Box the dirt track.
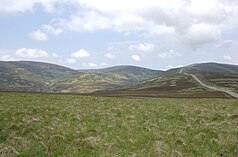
[179,68,238,99]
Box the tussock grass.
[0,93,237,156]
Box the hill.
[94,73,227,98]
[181,63,238,93]
[53,73,139,93]
[182,62,238,74]
[55,66,163,93]
[0,61,79,92]
[78,65,163,80]
[0,62,162,93]
[97,63,238,98]
[0,61,237,97]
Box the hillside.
[182,62,238,74]
[95,73,227,98]
[97,63,238,98]
[0,62,162,93]
[53,73,140,93]
[78,65,163,80]
[181,63,238,93]
[54,66,162,93]
[0,61,237,97]
[0,61,79,92]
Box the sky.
[0,0,238,70]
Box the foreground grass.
[0,93,237,156]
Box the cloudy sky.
[0,0,238,70]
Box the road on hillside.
[179,68,238,99]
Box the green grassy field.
[0,93,237,156]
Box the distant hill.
[182,62,238,74]
[0,61,237,97]
[53,73,139,93]
[0,61,79,92]
[0,61,79,79]
[78,65,163,80]
[94,73,227,98]
[181,63,238,93]
[98,62,238,98]
[0,62,162,93]
[58,65,163,93]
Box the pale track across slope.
[179,68,238,99]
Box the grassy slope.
[0,61,79,92]
[0,93,237,156]
[59,65,163,93]
[0,62,162,93]
[54,73,140,93]
[99,73,228,98]
[183,62,238,74]
[192,72,238,93]
[128,73,204,92]
[182,63,238,92]
[0,61,237,96]
[78,65,163,80]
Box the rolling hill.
[0,61,79,92]
[181,63,238,93]
[0,61,162,93]
[54,65,163,93]
[182,62,238,74]
[78,65,163,79]
[96,63,238,98]
[94,72,227,98]
[0,61,237,97]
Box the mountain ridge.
[0,61,238,97]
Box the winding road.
[179,68,238,99]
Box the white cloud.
[129,43,155,52]
[164,64,183,70]
[64,0,238,48]
[100,62,108,66]
[223,55,238,64]
[2,0,238,59]
[104,53,115,59]
[71,49,90,58]
[82,62,98,68]
[52,53,59,58]
[223,55,232,61]
[76,0,238,35]
[15,48,49,58]
[158,49,181,59]
[131,55,141,61]
[107,46,115,51]
[57,11,111,32]
[0,55,14,61]
[28,30,48,42]
[65,58,76,64]
[0,0,74,14]
[181,23,221,48]
[42,24,63,35]
[0,0,34,14]
[216,40,233,48]
[78,0,184,13]
[3,0,237,49]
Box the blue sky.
[0,0,238,70]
